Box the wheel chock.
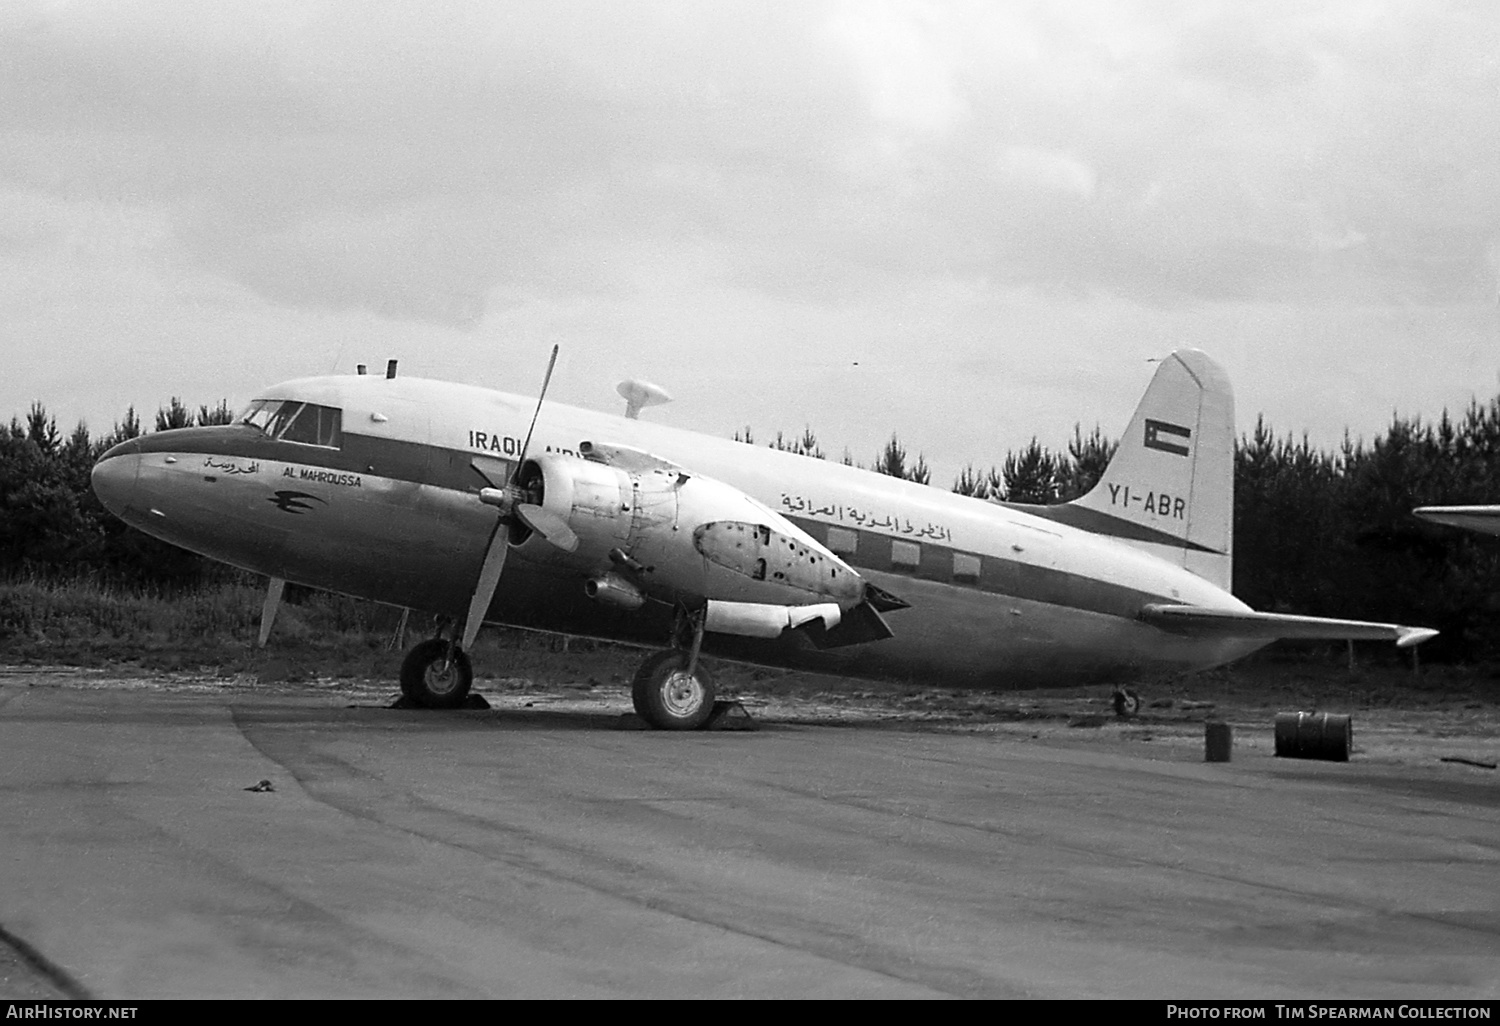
[704,700,758,731]
[386,692,491,710]
[616,702,757,731]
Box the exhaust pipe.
[585,573,645,611]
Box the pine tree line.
[0,398,235,588]
[6,394,1500,658]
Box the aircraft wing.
[1413,505,1500,536]
[1138,604,1438,648]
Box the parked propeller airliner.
[91,349,1437,728]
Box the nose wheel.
[400,638,475,709]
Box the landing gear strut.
[631,607,717,730]
[400,637,474,709]
[1112,687,1141,719]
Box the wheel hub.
[661,670,705,718]
[425,659,460,696]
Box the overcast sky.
[3,0,1497,486]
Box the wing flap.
[801,599,895,649]
[1139,604,1438,648]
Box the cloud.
[995,145,1096,200]
[0,0,1495,328]
[825,0,970,138]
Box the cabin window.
[239,400,343,448]
[891,540,921,569]
[826,527,858,555]
[953,552,982,582]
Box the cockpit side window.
[237,400,276,432]
[265,402,306,441]
[239,400,343,448]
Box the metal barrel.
[1204,720,1232,762]
[1273,712,1352,762]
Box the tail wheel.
[632,650,716,730]
[400,638,474,709]
[1112,687,1141,719]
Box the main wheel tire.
[400,638,474,709]
[631,650,716,730]
[1112,687,1141,719]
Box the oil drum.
[1204,720,1232,762]
[1273,712,1352,762]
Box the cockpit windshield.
[237,400,343,448]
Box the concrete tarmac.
[1,671,1496,999]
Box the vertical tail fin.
[1077,349,1234,588]
[1011,350,1234,589]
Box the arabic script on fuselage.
[203,456,259,475]
[779,493,952,542]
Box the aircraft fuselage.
[91,374,1263,688]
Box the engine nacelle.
[705,600,842,638]
[518,451,864,610]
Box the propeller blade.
[461,522,511,653]
[459,344,562,653]
[259,576,285,648]
[518,343,559,464]
[516,502,580,552]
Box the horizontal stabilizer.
[1139,604,1438,648]
[1414,505,1500,536]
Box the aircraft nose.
[91,438,142,518]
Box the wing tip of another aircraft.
[1413,504,1500,535]
[1395,626,1440,648]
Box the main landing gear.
[395,611,722,729]
[629,606,717,730]
[400,636,474,709]
[631,650,717,730]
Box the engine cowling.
[516,451,865,611]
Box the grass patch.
[0,575,623,680]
